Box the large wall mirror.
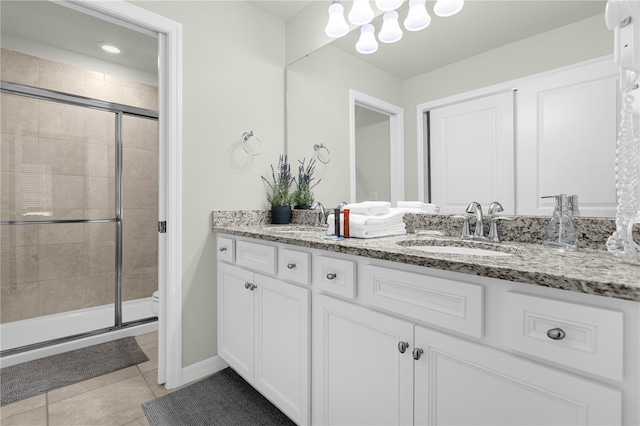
[286,0,613,216]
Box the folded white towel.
[327,209,404,229]
[343,201,391,216]
[328,221,406,238]
[396,201,437,212]
[396,207,438,214]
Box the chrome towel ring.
[241,131,263,156]
[314,143,331,164]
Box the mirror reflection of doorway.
[355,105,390,202]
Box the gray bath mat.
[0,337,148,406]
[142,367,296,426]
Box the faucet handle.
[488,201,504,216]
[488,216,514,242]
[452,215,472,239]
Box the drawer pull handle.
[287,263,296,269]
[547,328,566,340]
[398,341,409,354]
[412,348,424,361]
[326,272,337,280]
[244,282,257,291]
[219,247,227,252]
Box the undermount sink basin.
[398,239,521,257]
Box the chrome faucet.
[312,201,327,227]
[465,201,486,240]
[487,201,514,242]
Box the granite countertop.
[212,218,640,303]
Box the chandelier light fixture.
[325,0,463,54]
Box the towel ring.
[314,143,331,164]
[241,131,263,156]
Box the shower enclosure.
[1,72,159,361]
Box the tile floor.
[0,332,186,426]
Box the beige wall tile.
[48,365,140,404]
[84,76,124,105]
[123,179,157,210]
[84,272,115,308]
[0,394,45,421]
[87,241,115,275]
[1,246,39,285]
[38,243,86,281]
[84,109,116,146]
[0,223,39,248]
[38,101,84,142]
[123,273,157,301]
[84,209,115,220]
[85,143,109,177]
[123,208,157,241]
[48,376,154,426]
[84,176,115,211]
[37,60,84,97]
[123,86,158,111]
[84,222,116,242]
[0,406,46,426]
[1,133,39,173]
[0,282,40,322]
[123,239,157,272]
[123,148,158,181]
[51,175,84,211]
[39,138,86,176]
[0,49,38,86]
[1,94,38,137]
[122,116,158,152]
[38,223,84,245]
[39,276,85,316]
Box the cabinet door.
[254,274,310,425]
[429,90,515,214]
[414,326,621,426]
[312,294,414,426]
[217,262,255,382]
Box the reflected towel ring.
[241,131,263,156]
[314,143,331,164]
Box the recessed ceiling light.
[99,42,121,54]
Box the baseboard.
[181,355,229,386]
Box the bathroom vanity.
[212,212,640,426]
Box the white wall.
[133,0,286,367]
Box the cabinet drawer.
[314,255,356,299]
[504,292,623,382]
[361,265,483,338]
[236,240,276,275]
[217,236,235,263]
[278,248,311,285]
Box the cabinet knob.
[244,282,251,289]
[287,263,296,269]
[219,247,227,252]
[412,348,424,361]
[398,341,409,354]
[244,282,256,291]
[546,327,566,340]
[326,272,337,280]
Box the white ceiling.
[0,1,608,80]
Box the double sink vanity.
[211,210,640,426]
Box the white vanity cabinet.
[217,240,310,426]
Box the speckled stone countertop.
[211,210,640,302]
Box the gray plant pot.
[271,205,291,224]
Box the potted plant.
[262,154,294,224]
[293,158,321,209]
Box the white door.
[413,326,621,426]
[517,59,618,216]
[217,262,255,382]
[254,274,310,425]
[429,91,515,214]
[312,294,414,426]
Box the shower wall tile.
[123,273,157,301]
[123,148,158,180]
[87,241,115,275]
[83,109,116,146]
[84,273,115,308]
[122,116,158,152]
[123,179,158,210]
[84,222,116,243]
[123,239,157,272]
[0,49,39,86]
[123,209,157,241]
[39,276,85,316]
[37,59,84,97]
[50,210,84,221]
[84,76,124,105]
[84,176,114,211]
[0,223,39,248]
[123,86,158,111]
[1,246,39,285]
[38,223,84,245]
[84,209,114,221]
[1,133,39,173]
[0,282,40,323]
[39,138,86,176]
[85,143,109,177]
[1,94,38,137]
[51,175,84,211]
[38,102,85,142]
[38,243,87,281]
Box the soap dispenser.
[541,194,579,252]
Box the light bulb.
[325,2,349,38]
[374,0,404,12]
[404,0,430,31]
[356,24,378,54]
[433,0,464,17]
[348,0,374,26]
[378,11,402,43]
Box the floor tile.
[48,365,140,403]
[136,341,158,374]
[124,415,151,426]
[0,406,46,426]
[0,394,45,420]
[48,375,154,426]
[134,332,157,347]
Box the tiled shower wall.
[0,49,158,324]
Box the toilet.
[150,291,159,316]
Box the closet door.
[517,60,618,216]
[429,91,515,214]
